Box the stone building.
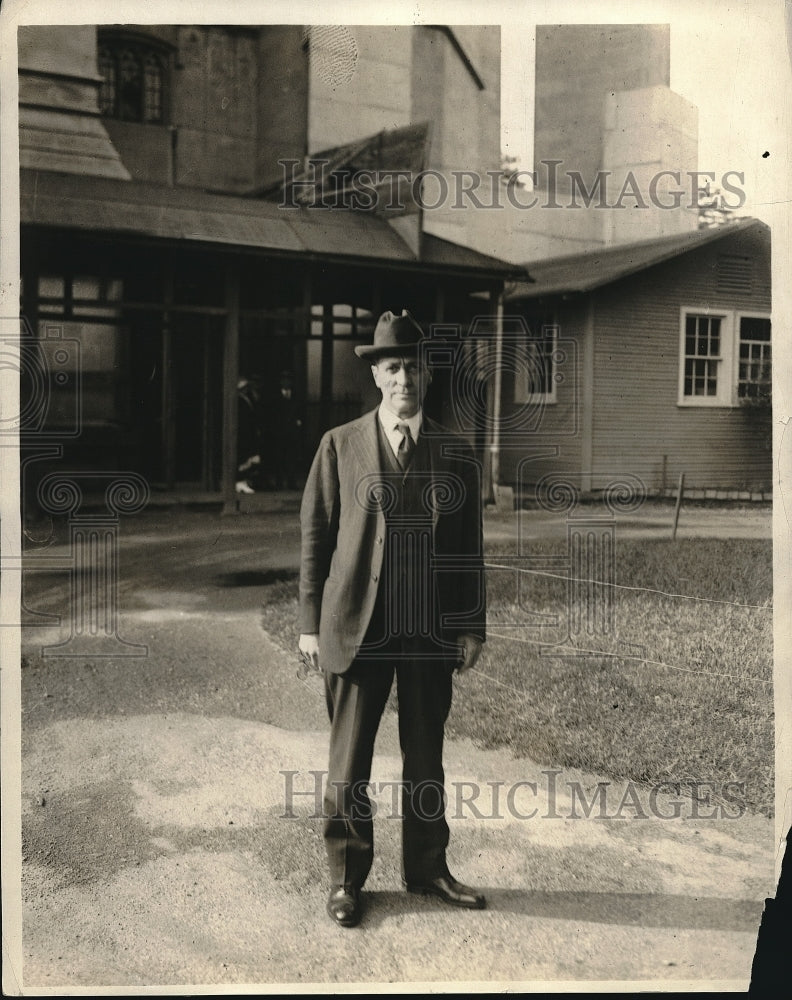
[17,24,522,505]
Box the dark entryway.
[130,312,223,490]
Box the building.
[15,23,772,508]
[427,23,700,264]
[17,24,522,508]
[500,218,772,500]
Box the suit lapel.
[349,409,380,473]
[349,411,389,517]
[348,411,451,528]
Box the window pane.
[737,318,771,399]
[73,276,102,300]
[119,49,142,121]
[683,314,721,399]
[740,316,771,342]
[38,276,65,299]
[37,321,127,426]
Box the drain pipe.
[489,287,504,502]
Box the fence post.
[672,472,686,540]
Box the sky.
[499,0,791,222]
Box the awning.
[20,168,527,280]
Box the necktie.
[395,423,415,470]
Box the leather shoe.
[326,885,362,927]
[405,872,486,909]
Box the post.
[671,472,685,540]
[580,298,595,495]
[162,268,174,490]
[221,263,240,515]
[487,286,503,504]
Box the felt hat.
[354,309,425,360]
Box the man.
[269,370,303,490]
[236,376,262,494]
[298,309,487,928]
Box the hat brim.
[354,343,422,360]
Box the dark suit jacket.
[299,409,486,674]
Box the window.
[678,308,771,407]
[98,36,169,123]
[307,303,376,406]
[683,314,722,399]
[513,308,559,404]
[33,274,128,427]
[523,324,558,399]
[738,316,772,401]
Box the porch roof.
[20,169,526,280]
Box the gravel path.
[11,502,775,991]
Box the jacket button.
[372,574,378,582]
[376,536,383,545]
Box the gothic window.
[98,36,168,123]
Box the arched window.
[98,35,168,123]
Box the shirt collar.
[378,402,422,440]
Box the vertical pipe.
[221,261,240,514]
[489,286,503,502]
[320,301,334,432]
[580,297,595,494]
[161,266,174,490]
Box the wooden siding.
[498,298,587,496]
[590,223,772,492]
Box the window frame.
[678,306,772,408]
[514,320,560,405]
[97,31,172,125]
[735,311,772,403]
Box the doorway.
[130,312,223,490]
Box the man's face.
[371,354,431,419]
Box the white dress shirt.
[378,403,422,460]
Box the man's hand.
[298,633,321,673]
[456,634,483,674]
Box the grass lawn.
[260,537,774,816]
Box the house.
[16,24,523,508]
[500,218,772,500]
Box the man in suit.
[298,309,487,928]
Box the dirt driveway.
[8,500,777,992]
